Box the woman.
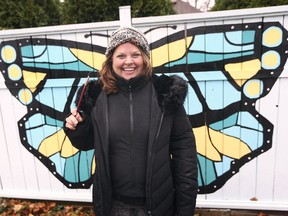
[65,27,198,216]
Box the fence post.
[119,5,131,27]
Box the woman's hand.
[65,108,84,130]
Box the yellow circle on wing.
[1,45,16,63]
[8,64,22,80]
[244,79,263,99]
[263,27,282,47]
[18,88,33,105]
[261,51,280,69]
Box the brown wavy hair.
[99,44,152,94]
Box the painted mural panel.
[0,18,287,200]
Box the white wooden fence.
[1,5,288,211]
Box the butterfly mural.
[0,21,287,193]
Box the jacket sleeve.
[63,114,94,151]
[63,80,102,151]
[169,105,198,216]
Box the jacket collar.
[112,71,149,93]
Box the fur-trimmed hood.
[75,74,188,115]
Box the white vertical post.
[119,5,132,27]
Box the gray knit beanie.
[105,26,150,58]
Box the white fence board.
[273,77,288,201]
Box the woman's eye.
[117,55,126,59]
[132,53,141,58]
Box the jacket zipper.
[148,112,164,215]
[129,86,135,189]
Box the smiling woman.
[64,26,198,216]
[100,26,152,93]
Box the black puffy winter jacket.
[65,74,198,216]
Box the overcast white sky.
[184,0,215,12]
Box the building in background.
[172,0,202,13]
[184,0,215,12]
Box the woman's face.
[112,42,144,80]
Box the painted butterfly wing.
[0,37,106,188]
[150,21,287,193]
